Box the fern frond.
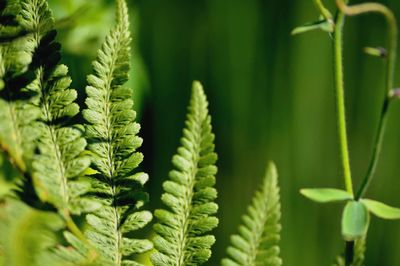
[1,1,98,263]
[1,0,94,215]
[28,10,93,214]
[151,81,219,266]
[221,162,282,266]
[83,0,152,264]
[0,0,44,181]
[333,238,366,266]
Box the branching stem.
[334,0,399,264]
[336,0,398,200]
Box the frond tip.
[151,81,219,266]
[221,162,282,266]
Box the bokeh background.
[3,0,400,265]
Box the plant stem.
[335,1,397,97]
[334,0,399,263]
[333,2,354,197]
[345,241,355,266]
[356,97,391,200]
[336,0,398,200]
[333,0,355,263]
[314,0,333,21]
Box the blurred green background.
[5,0,400,265]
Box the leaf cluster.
[0,1,285,266]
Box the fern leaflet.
[83,0,152,264]
[221,162,282,266]
[151,81,219,266]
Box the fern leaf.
[151,81,219,266]
[0,0,94,215]
[0,0,44,184]
[83,0,152,264]
[1,1,98,264]
[0,0,54,174]
[221,162,282,266]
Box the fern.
[82,0,152,264]
[221,162,282,266]
[0,0,40,176]
[1,1,100,264]
[22,0,96,215]
[151,81,219,266]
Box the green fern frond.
[151,81,219,266]
[27,8,93,214]
[221,162,282,266]
[82,0,152,264]
[333,238,366,266]
[0,0,94,215]
[1,1,98,263]
[0,0,45,181]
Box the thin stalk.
[345,241,355,265]
[336,0,398,200]
[356,98,391,200]
[314,0,333,21]
[333,3,354,197]
[333,1,355,264]
[335,1,397,96]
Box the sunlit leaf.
[361,199,400,220]
[300,188,352,203]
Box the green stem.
[313,0,333,21]
[356,98,392,200]
[335,1,397,95]
[336,0,398,200]
[345,241,355,266]
[334,6,354,196]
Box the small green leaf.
[291,19,334,35]
[342,201,369,241]
[82,167,99,176]
[363,47,387,58]
[300,188,353,203]
[361,199,400,220]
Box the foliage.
[82,0,152,264]
[221,162,282,266]
[151,81,219,266]
[295,0,400,264]
[0,0,285,265]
